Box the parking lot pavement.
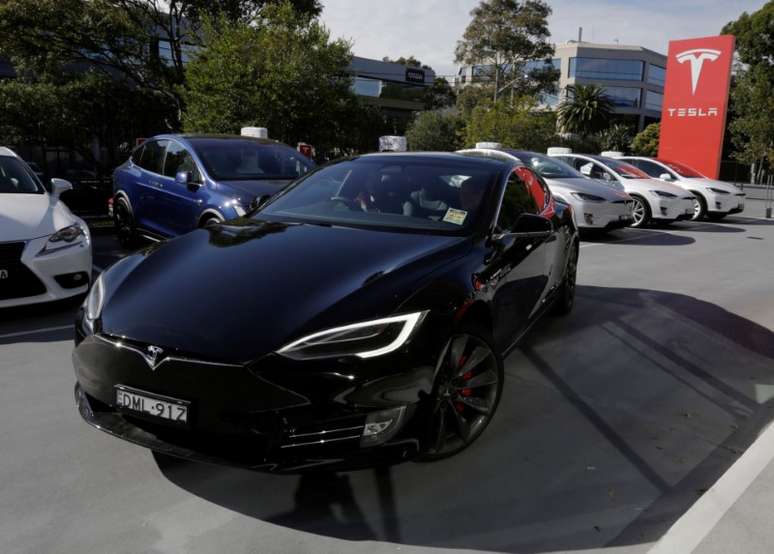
[1,201,772,554]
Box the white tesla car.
[458,146,634,232]
[0,147,92,308]
[549,152,695,228]
[615,156,746,221]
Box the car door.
[157,141,206,236]
[134,139,168,234]
[485,167,553,348]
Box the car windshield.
[0,156,43,194]
[659,160,704,178]
[190,139,315,180]
[517,153,583,179]
[258,158,499,233]
[598,157,650,179]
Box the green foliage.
[630,123,660,157]
[722,2,774,173]
[597,123,635,152]
[424,78,457,110]
[406,110,464,152]
[382,56,433,70]
[183,2,358,153]
[464,98,558,152]
[454,0,556,100]
[557,85,614,136]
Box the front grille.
[0,242,47,300]
[0,242,25,264]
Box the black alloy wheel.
[114,198,137,248]
[421,329,504,461]
[553,244,578,315]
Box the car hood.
[683,178,743,194]
[543,177,631,201]
[0,193,75,241]
[100,219,469,362]
[618,178,691,197]
[217,179,293,201]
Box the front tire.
[420,325,504,461]
[553,243,578,316]
[690,193,707,221]
[114,197,138,248]
[630,195,651,228]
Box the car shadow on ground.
[155,285,774,553]
[671,222,746,233]
[581,228,696,246]
[0,297,81,345]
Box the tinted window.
[515,153,583,179]
[138,140,168,174]
[259,158,498,233]
[163,142,200,180]
[190,139,314,180]
[497,169,539,231]
[569,57,644,81]
[602,86,641,108]
[648,64,666,87]
[659,160,704,178]
[596,158,649,179]
[630,159,672,178]
[130,144,144,165]
[0,156,43,194]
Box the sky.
[320,0,766,78]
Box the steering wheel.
[331,196,366,212]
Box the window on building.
[602,87,642,108]
[352,77,382,97]
[569,57,644,81]
[648,64,666,87]
[645,90,663,112]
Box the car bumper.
[72,330,433,473]
[651,197,695,221]
[573,200,633,229]
[708,192,745,215]
[0,232,92,309]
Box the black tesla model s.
[73,152,579,472]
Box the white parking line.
[0,324,73,340]
[649,420,774,553]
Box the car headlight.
[708,187,730,195]
[38,223,87,255]
[277,311,427,360]
[571,192,605,202]
[83,273,105,329]
[650,190,678,198]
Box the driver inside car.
[402,178,449,220]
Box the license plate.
[115,385,189,424]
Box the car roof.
[359,151,514,169]
[151,134,281,146]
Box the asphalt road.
[1,200,772,554]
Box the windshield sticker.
[443,208,468,225]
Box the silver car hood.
[543,177,631,202]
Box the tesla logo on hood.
[676,48,721,95]
[143,345,165,371]
[0,269,7,280]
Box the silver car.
[458,147,634,232]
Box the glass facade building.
[602,87,642,108]
[568,57,644,81]
[645,90,664,111]
[648,64,666,87]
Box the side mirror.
[579,163,593,177]
[512,213,552,235]
[176,170,201,191]
[659,173,673,181]
[50,178,73,198]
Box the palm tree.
[557,85,615,137]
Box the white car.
[615,156,746,221]
[0,147,92,308]
[550,153,695,228]
[458,147,634,232]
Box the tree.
[406,109,464,151]
[597,123,635,152]
[464,97,558,152]
[0,0,322,115]
[183,3,358,154]
[557,85,614,136]
[454,0,556,102]
[630,123,660,156]
[425,78,456,110]
[382,56,433,70]
[722,2,774,178]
